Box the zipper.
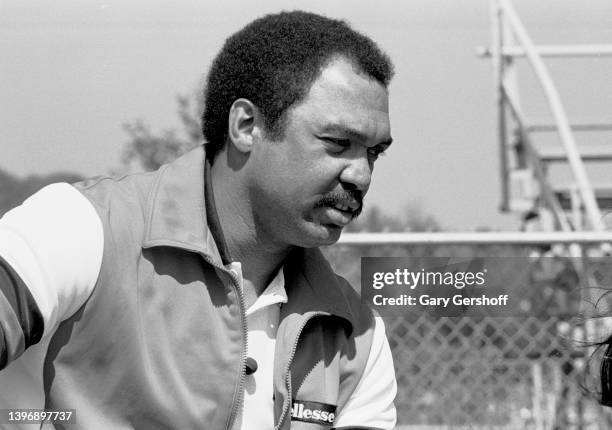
[274,311,327,430]
[202,256,248,430]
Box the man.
[0,11,397,429]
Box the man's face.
[247,57,392,249]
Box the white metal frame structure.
[480,0,612,236]
[337,0,612,249]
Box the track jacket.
[0,146,396,429]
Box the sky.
[1,0,611,230]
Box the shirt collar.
[236,264,288,316]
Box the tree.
[121,93,203,172]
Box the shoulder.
[74,169,160,216]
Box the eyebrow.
[320,124,393,147]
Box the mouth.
[331,199,360,213]
[319,203,358,228]
[314,190,363,228]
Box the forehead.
[290,58,391,142]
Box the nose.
[339,150,372,192]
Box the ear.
[228,98,259,153]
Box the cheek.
[251,140,341,202]
[252,171,321,219]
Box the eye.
[367,146,388,160]
[320,137,351,152]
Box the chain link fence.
[388,314,612,429]
[324,244,612,429]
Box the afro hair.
[201,11,394,158]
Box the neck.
[209,149,291,298]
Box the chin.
[297,222,343,248]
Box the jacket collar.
[283,248,356,327]
[142,145,223,263]
[142,145,355,325]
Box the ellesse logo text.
[291,400,336,425]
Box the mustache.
[315,189,364,218]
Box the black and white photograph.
[1,1,612,428]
